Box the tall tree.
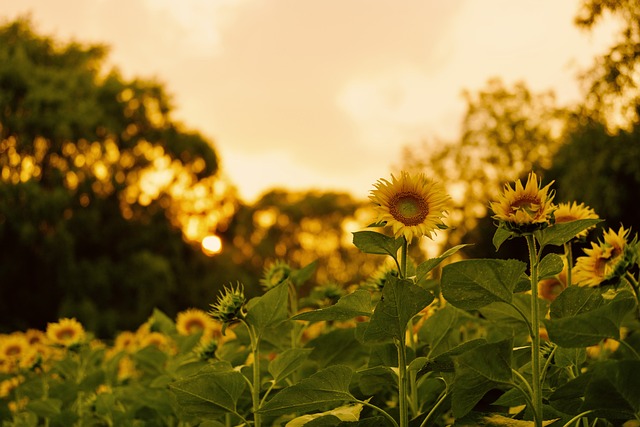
[0,18,237,336]
[402,78,565,255]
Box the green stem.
[419,379,448,427]
[242,320,262,427]
[560,410,596,427]
[400,237,408,279]
[526,234,543,427]
[615,338,640,360]
[358,399,400,427]
[397,336,409,427]
[564,243,573,286]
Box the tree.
[402,78,565,255]
[224,189,380,297]
[575,0,640,131]
[0,18,237,336]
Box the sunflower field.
[1,171,640,427]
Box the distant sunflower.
[490,171,556,233]
[46,318,85,347]
[538,257,568,301]
[0,334,30,362]
[176,308,216,339]
[554,201,599,238]
[573,226,636,287]
[260,260,292,290]
[369,171,450,241]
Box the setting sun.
[201,234,222,256]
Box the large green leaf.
[544,288,637,347]
[363,275,434,344]
[258,365,355,417]
[292,290,373,322]
[418,305,469,359]
[441,259,527,310]
[580,360,640,418]
[268,348,313,384]
[451,339,514,418]
[169,362,246,417]
[538,253,564,280]
[416,244,470,281]
[534,219,602,248]
[245,282,290,338]
[352,230,403,258]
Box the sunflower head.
[573,226,638,287]
[209,283,246,325]
[260,260,292,290]
[490,171,556,234]
[176,308,215,337]
[46,318,86,348]
[553,201,599,239]
[369,171,451,242]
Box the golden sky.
[0,0,620,202]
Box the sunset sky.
[0,0,620,202]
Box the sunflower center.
[56,328,76,341]
[390,192,429,226]
[185,319,206,333]
[511,196,540,215]
[5,345,22,357]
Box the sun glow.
[201,235,223,256]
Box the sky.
[0,0,620,202]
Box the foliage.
[0,18,238,336]
[401,78,565,251]
[2,178,639,426]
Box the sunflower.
[538,257,568,301]
[369,171,450,242]
[0,334,30,363]
[260,260,292,290]
[573,226,636,287]
[176,308,216,338]
[46,318,85,347]
[490,171,556,233]
[553,202,599,238]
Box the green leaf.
[416,244,471,281]
[25,398,62,418]
[169,361,246,417]
[292,289,373,322]
[493,227,516,251]
[268,348,313,384]
[415,339,488,375]
[352,230,403,259]
[258,365,355,417]
[451,339,514,418]
[544,288,637,347]
[291,260,318,287]
[441,259,527,310]
[580,360,640,418]
[245,281,290,338]
[478,294,547,337]
[418,305,469,359]
[534,219,602,248]
[363,275,434,344]
[538,253,564,280]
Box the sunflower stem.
[526,234,543,427]
[564,242,573,286]
[396,336,410,427]
[400,237,408,279]
[397,236,410,426]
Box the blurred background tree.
[401,0,640,261]
[0,18,242,336]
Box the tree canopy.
[0,18,237,336]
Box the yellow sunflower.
[538,257,568,301]
[369,171,450,241]
[553,201,599,238]
[46,318,86,347]
[0,334,30,366]
[490,171,556,233]
[572,226,633,287]
[176,308,217,339]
